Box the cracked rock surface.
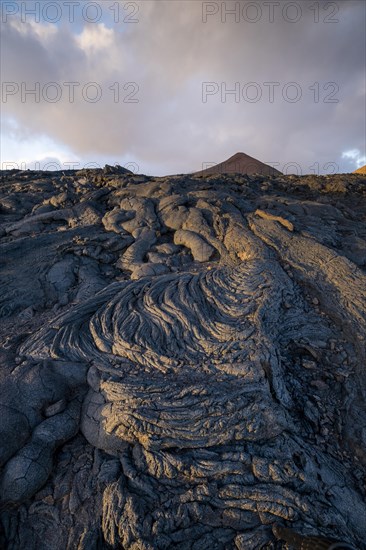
[0,167,366,549]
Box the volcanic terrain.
[0,164,365,549]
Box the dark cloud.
[1,0,365,174]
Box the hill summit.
[354,165,366,175]
[193,152,282,177]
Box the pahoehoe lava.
[0,166,365,549]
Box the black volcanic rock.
[0,169,365,549]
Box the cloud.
[1,0,365,175]
[342,149,366,169]
[8,17,57,40]
[76,23,115,54]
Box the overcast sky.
[1,0,365,175]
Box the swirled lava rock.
[0,167,366,549]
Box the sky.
[1,0,365,176]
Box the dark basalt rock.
[0,169,365,549]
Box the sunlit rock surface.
[0,167,365,549]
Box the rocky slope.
[192,152,282,177]
[0,167,365,549]
[354,165,366,175]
